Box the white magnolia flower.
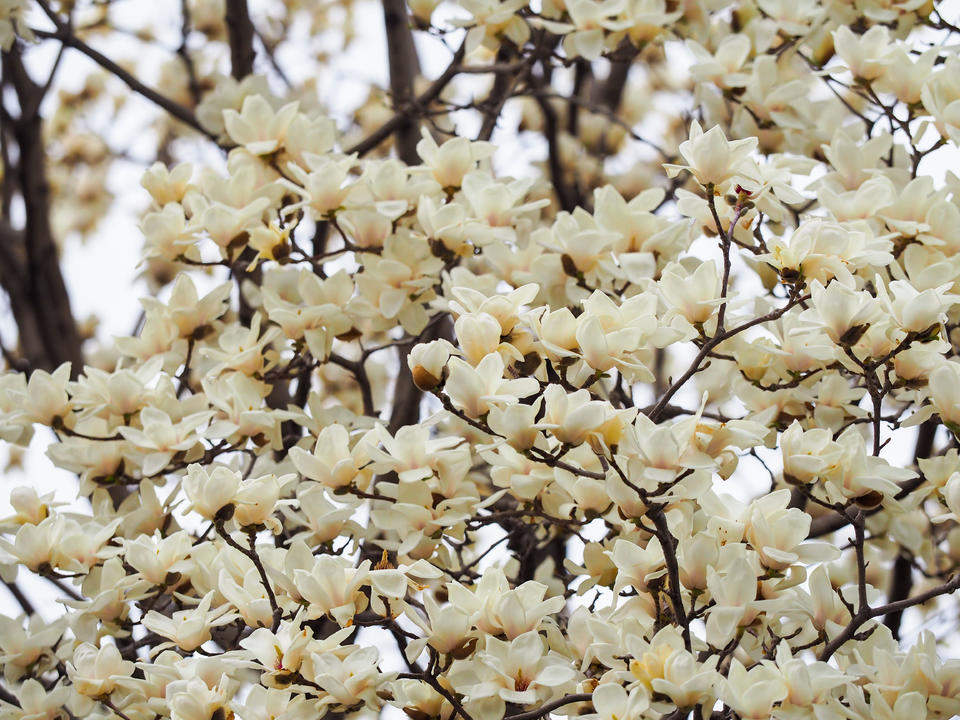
[142,591,238,650]
[223,95,300,155]
[666,121,759,189]
[66,643,134,697]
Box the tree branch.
[347,41,465,158]
[388,315,452,433]
[1,47,82,373]
[882,418,937,638]
[381,0,421,164]
[2,578,36,615]
[819,573,960,661]
[31,28,216,140]
[225,0,256,79]
[596,41,637,112]
[532,79,577,213]
[503,693,593,720]
[807,424,935,540]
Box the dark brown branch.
[882,418,937,639]
[215,522,282,631]
[388,315,452,433]
[818,573,960,661]
[177,0,203,105]
[807,422,936,540]
[0,222,44,370]
[0,102,12,217]
[347,41,465,158]
[253,26,292,88]
[503,694,593,720]
[648,291,809,422]
[850,509,868,613]
[567,59,591,135]
[596,41,637,112]
[1,47,83,374]
[328,353,376,417]
[0,682,19,707]
[102,697,135,720]
[530,90,669,158]
[225,0,256,79]
[2,578,36,615]
[381,0,421,164]
[476,45,521,141]
[883,554,913,640]
[44,573,83,602]
[32,28,216,140]
[652,508,691,651]
[532,78,577,213]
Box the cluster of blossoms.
[3,0,960,719]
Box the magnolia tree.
[3,0,960,718]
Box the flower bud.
[408,340,454,391]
